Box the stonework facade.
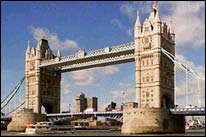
[122,2,185,134]
[25,37,61,114]
[134,2,175,108]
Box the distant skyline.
[1,1,205,113]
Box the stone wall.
[121,108,185,134]
[7,113,46,132]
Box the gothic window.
[151,59,153,65]
[145,37,149,43]
[151,76,153,82]
[151,25,154,31]
[146,74,149,82]
[147,60,149,65]
[146,92,149,97]
[142,60,145,66]
[30,62,35,71]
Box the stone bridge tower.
[135,2,175,109]
[25,36,61,114]
[122,2,185,133]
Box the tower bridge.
[2,1,205,134]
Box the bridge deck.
[39,42,135,72]
[2,108,205,121]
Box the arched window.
[146,92,149,97]
[146,74,149,82]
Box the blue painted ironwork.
[1,76,25,110]
[39,42,134,68]
[161,48,204,81]
[170,107,205,116]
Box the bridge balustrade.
[40,42,134,68]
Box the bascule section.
[25,36,61,114]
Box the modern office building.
[75,93,98,112]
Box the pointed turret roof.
[135,10,141,27]
[148,1,160,23]
[153,1,158,11]
[57,47,61,57]
[26,40,30,52]
[154,11,161,22]
[36,40,41,50]
[169,20,174,34]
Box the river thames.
[1,129,205,136]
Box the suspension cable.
[161,48,204,81]
[1,76,25,109]
[5,101,25,116]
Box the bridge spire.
[134,10,142,38]
[169,20,175,41]
[153,1,158,11]
[26,40,31,52]
[135,10,141,27]
[169,20,174,34]
[57,47,61,57]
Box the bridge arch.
[161,94,173,108]
[41,103,53,114]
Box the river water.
[1,129,205,136]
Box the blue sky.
[1,1,205,113]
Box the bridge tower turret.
[25,36,61,114]
[122,1,185,133]
[134,1,175,109]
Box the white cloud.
[70,69,95,86]
[175,78,205,107]
[119,82,132,88]
[161,1,205,48]
[31,26,79,52]
[62,40,78,50]
[175,53,205,80]
[98,66,119,76]
[111,86,136,102]
[61,77,73,95]
[111,18,133,37]
[126,29,133,37]
[111,18,124,29]
[120,1,153,21]
[120,1,205,49]
[69,66,119,87]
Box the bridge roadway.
[39,42,135,72]
[1,108,205,121]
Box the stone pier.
[7,109,46,132]
[121,108,185,134]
